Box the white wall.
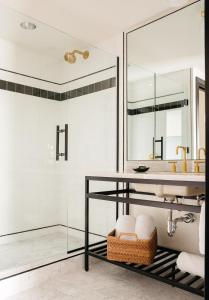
[0,76,63,235]
[0,90,63,234]
[0,37,62,235]
[0,38,61,85]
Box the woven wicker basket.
[107,229,157,265]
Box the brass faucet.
[198,147,206,160]
[176,145,187,173]
[194,160,205,173]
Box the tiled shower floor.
[0,227,102,279]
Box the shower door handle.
[56,124,68,161]
[56,125,60,161]
[64,124,68,161]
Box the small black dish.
[133,166,150,173]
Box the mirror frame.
[196,76,206,153]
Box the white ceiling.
[0,0,194,45]
[0,4,88,59]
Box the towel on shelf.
[199,202,205,255]
[176,252,204,278]
[115,215,136,240]
[135,214,155,240]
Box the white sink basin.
[133,173,204,197]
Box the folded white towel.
[177,252,204,278]
[135,214,155,240]
[199,202,205,255]
[115,215,135,240]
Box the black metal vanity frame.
[85,175,205,297]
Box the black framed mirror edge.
[125,0,204,162]
[204,0,209,299]
[196,76,206,154]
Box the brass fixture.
[168,161,177,173]
[198,147,206,160]
[64,50,89,64]
[148,153,154,159]
[194,160,205,173]
[176,145,187,173]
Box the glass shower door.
[65,72,117,252]
[0,2,118,278]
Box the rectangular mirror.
[127,0,205,161]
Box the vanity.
[85,1,205,298]
[84,172,205,297]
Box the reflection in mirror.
[155,70,191,160]
[127,0,205,161]
[128,66,155,160]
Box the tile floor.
[5,255,202,300]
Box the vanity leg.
[126,182,130,215]
[116,182,119,220]
[85,178,89,271]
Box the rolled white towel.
[177,252,204,278]
[135,214,155,240]
[115,215,135,240]
[199,202,205,255]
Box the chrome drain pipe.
[167,210,195,237]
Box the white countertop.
[87,171,205,182]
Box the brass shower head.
[64,52,76,63]
[64,50,89,64]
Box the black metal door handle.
[153,136,163,160]
[65,124,68,161]
[56,124,68,161]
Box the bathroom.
[0,0,207,299]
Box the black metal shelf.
[89,242,204,297]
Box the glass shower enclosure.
[0,4,118,279]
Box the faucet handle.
[168,161,177,173]
[198,147,206,160]
[194,160,205,173]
